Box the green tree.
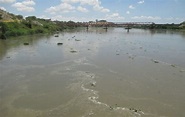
[26,16,36,21]
[16,15,23,20]
[0,22,7,39]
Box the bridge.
[86,22,154,32]
[113,22,154,26]
[113,22,154,32]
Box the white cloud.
[38,15,50,19]
[0,7,6,11]
[51,15,92,22]
[12,0,35,12]
[131,16,161,20]
[93,4,110,12]
[106,13,125,21]
[45,3,75,14]
[22,0,35,6]
[0,0,16,3]
[77,6,88,12]
[138,0,144,4]
[62,0,100,6]
[129,5,135,9]
[62,0,110,12]
[164,17,174,21]
[126,11,130,14]
[163,17,184,23]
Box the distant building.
[88,19,114,27]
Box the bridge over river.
[113,22,154,26]
[113,22,154,32]
[86,22,154,32]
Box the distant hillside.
[0,9,82,39]
[179,21,185,28]
[0,9,61,39]
[0,9,22,22]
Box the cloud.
[62,0,110,12]
[0,7,6,11]
[12,0,35,12]
[45,3,75,14]
[126,11,130,14]
[128,5,135,9]
[138,0,144,4]
[62,0,100,6]
[93,4,110,12]
[164,17,174,21]
[129,5,135,9]
[131,16,161,20]
[22,0,35,6]
[37,15,50,20]
[106,13,125,21]
[77,6,88,12]
[51,15,92,22]
[0,0,16,3]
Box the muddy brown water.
[0,28,185,117]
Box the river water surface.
[1,28,185,117]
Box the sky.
[0,0,185,24]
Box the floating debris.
[129,55,135,60]
[57,43,63,45]
[129,108,141,113]
[54,35,59,37]
[72,36,75,38]
[70,50,78,53]
[23,43,29,45]
[154,60,159,63]
[171,64,176,68]
[90,82,96,87]
[75,39,81,41]
[151,59,159,63]
[109,106,113,110]
[180,70,185,73]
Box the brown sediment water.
[0,28,185,117]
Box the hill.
[0,9,21,22]
[0,9,80,39]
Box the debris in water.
[151,59,159,63]
[90,82,96,87]
[55,35,59,37]
[70,50,78,53]
[75,39,81,41]
[57,43,63,45]
[129,108,141,113]
[171,64,176,68]
[24,43,29,45]
[180,70,185,73]
[109,106,113,110]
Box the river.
[0,28,185,117]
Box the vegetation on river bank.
[134,22,185,30]
[0,9,84,39]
